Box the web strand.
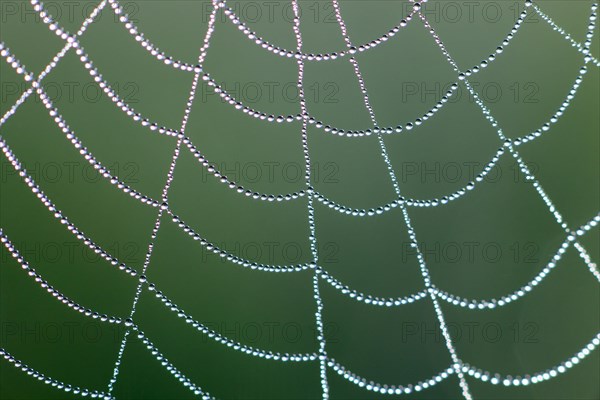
[0,0,596,304]
[0,0,536,139]
[1,133,597,314]
[0,39,584,216]
[418,2,599,286]
[290,1,330,397]
[0,1,588,213]
[331,2,472,398]
[2,224,598,398]
[106,5,219,395]
[3,0,593,138]
[0,0,107,128]
[0,0,598,398]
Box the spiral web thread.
[0,0,599,399]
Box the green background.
[0,0,598,399]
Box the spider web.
[0,0,599,399]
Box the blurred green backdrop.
[0,0,598,399]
